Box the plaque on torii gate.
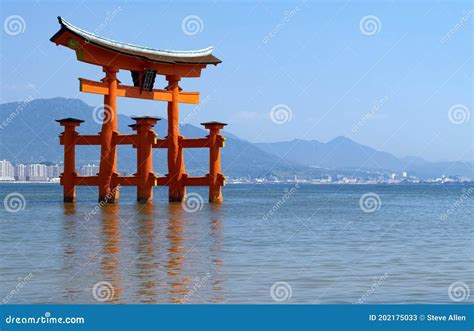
[51,17,226,204]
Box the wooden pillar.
[202,122,227,203]
[133,116,159,203]
[166,75,186,202]
[98,66,120,203]
[56,118,84,202]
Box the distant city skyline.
[0,159,101,181]
[0,0,472,163]
[1,158,470,184]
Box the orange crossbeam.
[152,139,168,148]
[71,176,141,187]
[60,134,141,146]
[184,176,211,186]
[113,176,139,187]
[75,176,99,186]
[180,138,209,148]
[79,78,200,104]
[154,176,170,186]
[61,135,220,149]
[113,134,138,146]
[154,175,213,187]
[65,174,224,187]
[75,135,101,145]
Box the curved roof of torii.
[50,17,221,65]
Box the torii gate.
[50,17,226,204]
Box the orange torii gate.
[51,17,226,204]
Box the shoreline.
[0,181,471,185]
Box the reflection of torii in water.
[51,17,227,204]
[134,204,159,303]
[99,204,122,303]
[165,204,224,303]
[166,204,190,303]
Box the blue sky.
[1,0,472,162]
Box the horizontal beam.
[60,134,143,146]
[154,176,170,186]
[75,176,99,186]
[113,176,139,187]
[155,175,216,187]
[60,134,221,148]
[152,139,168,148]
[180,138,209,148]
[184,176,210,186]
[76,135,101,145]
[113,134,138,146]
[79,78,199,104]
[71,176,141,186]
[68,174,224,187]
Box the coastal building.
[80,164,99,176]
[14,164,27,181]
[27,163,48,181]
[0,159,15,181]
[46,164,63,180]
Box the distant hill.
[256,136,401,170]
[0,98,472,179]
[256,137,473,178]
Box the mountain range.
[0,98,472,179]
[256,138,473,179]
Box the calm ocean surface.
[0,183,472,304]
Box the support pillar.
[56,118,84,202]
[98,66,120,203]
[166,75,186,202]
[133,116,159,203]
[202,122,227,203]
